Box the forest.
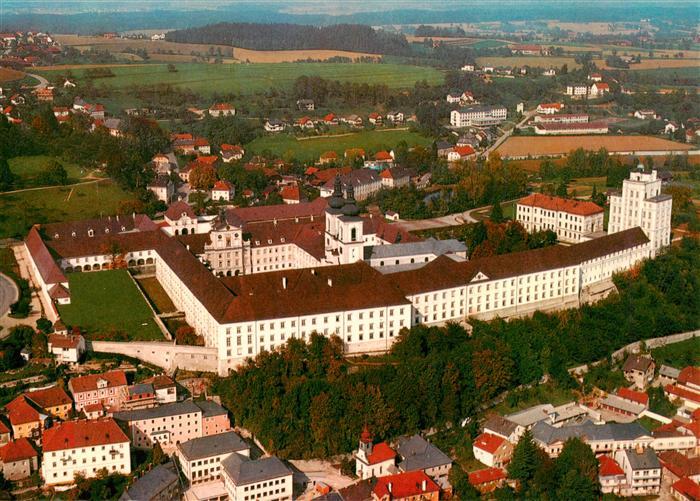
[166,23,412,56]
[213,237,700,460]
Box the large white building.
[608,169,672,256]
[450,105,507,127]
[42,419,131,486]
[516,194,605,243]
[221,453,293,501]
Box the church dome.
[341,184,359,216]
[328,175,345,210]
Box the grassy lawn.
[8,156,87,188]
[58,269,164,341]
[469,39,509,49]
[568,176,607,198]
[136,277,177,314]
[476,56,581,69]
[37,62,445,97]
[0,179,137,239]
[490,383,577,416]
[650,336,700,369]
[247,129,432,162]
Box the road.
[482,109,536,157]
[396,198,520,232]
[0,273,18,318]
[26,72,49,89]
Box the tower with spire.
[324,175,365,264]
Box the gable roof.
[25,226,67,285]
[177,431,248,461]
[222,453,292,486]
[469,467,506,486]
[679,367,700,387]
[673,477,700,501]
[0,438,37,463]
[396,434,451,471]
[518,194,603,216]
[473,433,506,454]
[5,396,41,425]
[165,201,197,221]
[366,442,397,465]
[373,471,439,498]
[68,370,127,394]
[623,355,654,373]
[617,387,649,406]
[598,455,624,476]
[43,418,129,452]
[483,415,518,438]
[25,386,72,409]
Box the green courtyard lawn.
[58,269,164,341]
[0,179,137,239]
[8,155,88,188]
[247,129,432,163]
[37,62,444,97]
[651,336,700,369]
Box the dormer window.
[255,241,260,246]
[54,233,59,239]
[96,378,108,389]
[88,229,94,237]
[280,238,285,243]
[267,239,272,244]
[71,232,76,237]
[105,228,110,234]
[181,212,187,218]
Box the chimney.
[311,269,316,276]
[327,278,333,287]
[282,277,287,289]
[273,218,277,226]
[422,480,427,491]
[387,482,392,493]
[186,245,190,251]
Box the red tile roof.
[43,418,129,452]
[453,145,476,157]
[679,367,700,387]
[473,433,505,454]
[210,102,233,111]
[227,197,327,224]
[194,137,210,147]
[672,477,700,501]
[366,442,397,465]
[25,386,72,409]
[196,155,218,165]
[468,467,506,486]
[666,384,700,404]
[48,283,70,299]
[594,82,610,90]
[598,455,625,477]
[142,375,176,390]
[221,143,243,153]
[48,333,82,350]
[314,166,352,183]
[0,438,37,463]
[375,151,392,161]
[25,226,67,285]
[324,113,336,122]
[280,185,301,202]
[212,180,233,191]
[659,451,700,479]
[518,193,604,216]
[165,201,197,221]
[617,387,649,406]
[68,370,127,394]
[538,102,564,110]
[5,396,41,425]
[0,420,9,434]
[373,471,439,498]
[320,151,338,160]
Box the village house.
[598,455,626,495]
[148,175,175,204]
[264,119,286,133]
[566,84,588,98]
[209,103,236,118]
[511,44,544,55]
[323,113,339,126]
[516,194,604,243]
[536,103,564,115]
[665,366,700,413]
[47,332,85,363]
[659,365,681,387]
[42,419,131,486]
[635,109,658,120]
[613,447,661,496]
[386,111,404,124]
[212,180,235,202]
[24,385,72,420]
[482,415,520,443]
[368,112,383,125]
[319,169,381,201]
[468,467,506,494]
[152,153,175,174]
[319,151,339,165]
[122,384,158,411]
[5,396,45,441]
[68,370,129,412]
[373,150,394,167]
[461,64,475,72]
[396,434,452,485]
[221,144,245,163]
[0,438,39,481]
[665,122,680,134]
[622,355,656,390]
[0,421,10,445]
[296,99,315,111]
[221,453,293,501]
[194,137,211,155]
[447,145,476,162]
[344,114,363,128]
[672,477,700,501]
[473,433,514,468]
[380,168,410,189]
[590,82,610,97]
[280,184,302,205]
[34,87,53,102]
[372,471,439,501]
[589,73,603,82]
[295,116,315,129]
[141,375,177,404]
[177,430,250,486]
[543,68,556,77]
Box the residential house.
[47,333,85,363]
[436,141,453,158]
[658,450,700,484]
[104,118,123,137]
[613,447,661,496]
[598,455,626,495]
[344,114,363,128]
[296,116,315,129]
[152,153,175,174]
[0,438,38,481]
[368,112,383,125]
[319,170,381,201]
[659,365,681,387]
[5,396,44,441]
[221,144,245,163]
[590,82,610,97]
[319,151,339,165]
[473,433,513,468]
[120,462,181,501]
[355,427,397,480]
[468,467,506,494]
[123,384,158,411]
[386,111,404,124]
[280,185,301,205]
[543,68,556,77]
[0,421,10,445]
[177,431,250,485]
[194,137,211,155]
[380,168,410,189]
[666,366,700,412]
[373,151,394,167]
[635,110,658,120]
[536,103,564,114]
[264,119,286,133]
[372,471,439,501]
[396,434,452,486]
[589,73,603,82]
[172,133,196,155]
[672,477,700,501]
[24,385,72,420]
[461,64,475,72]
[141,375,177,404]
[42,419,131,486]
[209,103,235,118]
[447,145,476,162]
[323,113,339,126]
[212,180,235,202]
[53,106,70,123]
[84,103,105,120]
[148,175,175,203]
[623,355,655,390]
[68,370,129,412]
[482,415,519,443]
[665,122,680,134]
[566,84,588,98]
[221,453,293,501]
[296,99,315,111]
[511,44,543,55]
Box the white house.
[566,84,588,98]
[176,431,250,485]
[209,103,236,118]
[212,180,235,202]
[516,194,604,243]
[221,453,293,501]
[47,333,85,364]
[355,428,397,479]
[613,447,661,496]
[264,119,285,133]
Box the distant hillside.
[165,23,411,56]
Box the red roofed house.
[0,438,38,480]
[220,144,244,163]
[372,470,439,501]
[42,418,131,486]
[590,82,610,97]
[618,387,649,407]
[209,102,235,118]
[5,396,45,441]
[374,151,394,165]
[355,427,397,480]
[0,420,10,445]
[48,333,86,364]
[368,112,383,125]
[212,180,235,202]
[24,385,73,420]
[536,102,564,115]
[36,87,54,102]
[673,477,700,501]
[468,467,506,493]
[296,116,315,129]
[666,366,700,412]
[68,370,128,412]
[599,455,626,495]
[447,145,476,162]
[380,168,411,189]
[280,184,302,205]
[163,201,199,236]
[472,432,513,468]
[194,138,211,155]
[323,113,339,125]
[319,151,338,165]
[516,193,605,243]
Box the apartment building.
[614,447,661,496]
[516,194,604,243]
[68,370,128,412]
[113,401,203,450]
[221,453,293,501]
[42,419,131,486]
[450,105,507,127]
[177,431,250,485]
[608,169,672,256]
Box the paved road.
[396,198,520,232]
[26,72,49,89]
[0,273,18,318]
[482,109,536,157]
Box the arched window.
[351,227,357,242]
[181,228,189,235]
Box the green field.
[650,336,700,368]
[247,129,432,162]
[37,62,445,96]
[468,39,509,49]
[8,156,87,188]
[0,180,137,239]
[58,269,163,341]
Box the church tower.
[325,176,364,264]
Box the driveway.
[0,273,18,317]
[26,72,49,89]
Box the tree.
[189,164,217,191]
[449,466,480,500]
[556,181,568,197]
[508,430,541,488]
[490,199,505,223]
[38,160,68,186]
[0,156,14,191]
[176,326,204,346]
[554,438,599,501]
[36,317,53,334]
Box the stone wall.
[88,340,218,373]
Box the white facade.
[613,448,661,496]
[450,106,507,127]
[608,169,672,256]
[516,198,604,243]
[566,85,588,97]
[43,441,131,486]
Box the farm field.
[247,129,432,162]
[476,56,580,69]
[0,179,137,239]
[54,34,383,63]
[57,269,164,341]
[35,62,444,96]
[496,135,696,159]
[8,156,88,187]
[0,67,25,83]
[601,58,700,70]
